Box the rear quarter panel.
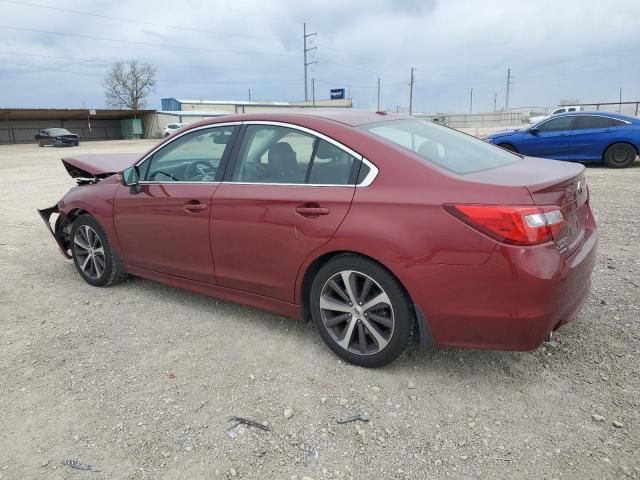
[294,142,532,305]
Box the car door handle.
[183,202,208,212]
[296,205,330,217]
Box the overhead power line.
[0,25,300,58]
[0,50,293,72]
[0,0,294,44]
[1,60,302,85]
[314,78,405,89]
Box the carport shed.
[0,108,156,144]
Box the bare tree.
[103,61,157,110]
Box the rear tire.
[310,254,413,368]
[498,143,517,153]
[604,143,636,168]
[70,215,127,287]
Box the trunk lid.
[466,156,588,255]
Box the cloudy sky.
[1,0,639,113]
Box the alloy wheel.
[319,270,395,355]
[73,225,106,280]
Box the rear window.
[360,119,519,174]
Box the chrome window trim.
[571,114,632,126]
[138,181,221,185]
[537,114,631,131]
[134,120,380,187]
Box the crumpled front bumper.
[52,136,77,146]
[37,204,72,258]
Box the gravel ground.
[0,140,638,480]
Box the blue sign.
[330,88,345,100]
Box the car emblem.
[577,180,584,195]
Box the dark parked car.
[35,128,80,147]
[485,112,640,168]
[38,111,597,367]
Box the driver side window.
[537,117,574,132]
[142,125,236,182]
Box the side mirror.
[121,166,140,186]
[528,128,540,136]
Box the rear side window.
[573,116,614,130]
[360,119,519,175]
[231,125,359,185]
[232,125,315,184]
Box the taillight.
[444,204,566,246]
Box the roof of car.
[185,109,410,129]
[553,111,638,121]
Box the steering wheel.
[184,160,215,181]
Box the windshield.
[47,128,72,135]
[360,119,519,174]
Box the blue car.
[485,112,640,168]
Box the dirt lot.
[0,140,638,480]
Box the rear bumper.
[409,215,598,351]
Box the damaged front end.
[62,159,111,186]
[37,204,72,258]
[38,153,138,257]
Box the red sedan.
[39,111,598,367]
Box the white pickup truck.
[529,105,585,124]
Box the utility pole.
[248,88,252,102]
[409,67,415,116]
[377,77,381,111]
[312,78,316,106]
[505,67,512,110]
[493,91,497,111]
[469,88,473,114]
[303,23,317,101]
[619,87,622,112]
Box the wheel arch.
[602,140,639,161]
[497,142,518,153]
[297,249,433,350]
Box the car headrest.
[315,141,334,160]
[417,140,440,161]
[267,142,297,172]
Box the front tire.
[310,255,413,368]
[70,215,127,287]
[38,140,44,147]
[604,143,637,168]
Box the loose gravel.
[0,141,638,479]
